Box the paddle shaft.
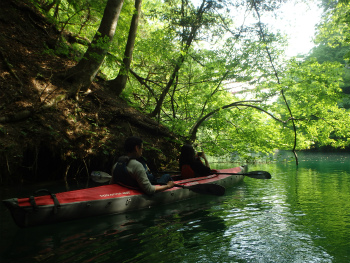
[157,170,271,179]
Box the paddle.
[217,171,272,179]
[157,170,272,179]
[91,171,112,183]
[90,171,226,196]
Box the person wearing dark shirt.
[179,144,213,179]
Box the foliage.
[28,0,350,158]
[308,0,350,110]
[116,0,291,157]
[268,58,350,149]
[315,0,350,60]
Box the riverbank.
[0,0,181,186]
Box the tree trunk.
[65,0,124,98]
[108,0,142,96]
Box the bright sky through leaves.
[267,1,323,57]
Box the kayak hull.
[2,166,247,227]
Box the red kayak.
[3,166,250,227]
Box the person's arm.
[130,160,174,194]
[129,160,156,195]
[199,152,210,167]
[192,156,211,176]
[154,181,175,192]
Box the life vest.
[181,164,195,179]
[137,157,156,184]
[112,156,139,189]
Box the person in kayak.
[110,136,174,195]
[179,144,214,179]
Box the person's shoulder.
[117,156,130,163]
[128,159,143,167]
[136,156,147,164]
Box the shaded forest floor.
[0,0,181,186]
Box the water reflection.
[1,195,228,263]
[1,152,350,262]
[222,187,334,263]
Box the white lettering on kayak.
[100,192,131,197]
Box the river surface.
[0,152,350,263]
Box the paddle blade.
[245,171,271,179]
[178,184,226,196]
[91,171,112,183]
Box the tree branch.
[252,1,299,165]
[129,68,158,99]
[190,100,264,141]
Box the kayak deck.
[2,166,247,227]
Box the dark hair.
[179,144,196,169]
[124,137,143,153]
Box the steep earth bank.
[0,0,181,186]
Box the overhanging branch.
[189,100,285,141]
[252,1,299,165]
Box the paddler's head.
[180,144,196,162]
[125,136,144,158]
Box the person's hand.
[198,152,207,160]
[199,152,210,167]
[167,181,175,189]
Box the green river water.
[0,151,349,262]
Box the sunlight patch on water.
[225,211,333,262]
[220,177,334,263]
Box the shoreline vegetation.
[1,0,350,186]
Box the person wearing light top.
[111,136,174,195]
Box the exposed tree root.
[0,47,24,88]
[0,109,33,123]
